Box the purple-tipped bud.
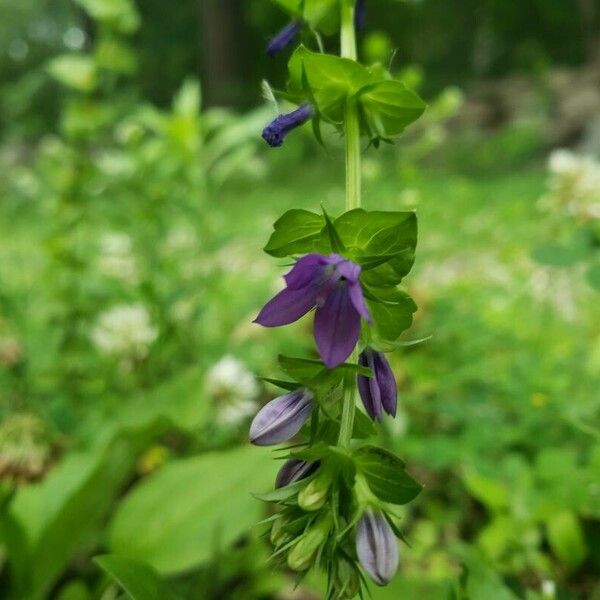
[357,348,397,421]
[275,458,319,489]
[356,510,399,586]
[262,103,314,148]
[249,389,313,446]
[355,0,366,31]
[267,21,302,57]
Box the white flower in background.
[541,149,600,220]
[91,303,158,359]
[205,355,260,426]
[97,232,139,284]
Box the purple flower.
[357,348,397,421]
[262,103,314,148]
[275,458,319,488]
[267,21,302,57]
[356,510,399,586]
[249,389,313,446]
[255,253,371,368]
[355,0,366,31]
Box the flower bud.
[249,389,313,446]
[297,468,330,511]
[262,104,314,148]
[287,519,330,572]
[357,348,397,421]
[270,515,291,547]
[334,559,361,598]
[356,509,399,586]
[266,21,301,57]
[275,458,319,489]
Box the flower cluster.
[248,1,426,597]
[540,149,600,222]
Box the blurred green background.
[1,0,599,599]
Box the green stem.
[338,1,361,448]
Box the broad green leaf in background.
[74,0,140,33]
[359,80,426,138]
[457,547,519,600]
[354,445,422,505]
[47,55,97,93]
[462,469,509,512]
[108,446,278,574]
[95,555,179,600]
[587,261,600,292]
[273,0,339,33]
[546,510,588,570]
[264,209,324,257]
[531,242,588,267]
[7,369,207,600]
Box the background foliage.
[0,0,599,598]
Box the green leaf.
[546,510,588,570]
[264,209,324,258]
[587,261,600,292]
[288,46,374,123]
[329,210,417,282]
[74,0,140,33]
[365,286,418,343]
[531,243,587,267]
[94,555,179,600]
[279,355,326,382]
[322,206,346,253]
[359,80,426,138]
[462,470,509,511]
[355,445,422,505]
[47,55,97,92]
[108,447,278,574]
[273,0,339,34]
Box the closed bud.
[275,458,319,489]
[287,518,330,572]
[334,559,361,599]
[297,468,330,511]
[270,515,291,547]
[249,389,313,446]
[357,348,397,422]
[356,509,399,586]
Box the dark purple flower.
[356,509,399,586]
[262,103,314,148]
[249,389,313,446]
[275,458,319,488]
[255,253,371,368]
[267,21,302,57]
[357,348,397,421]
[355,0,366,31]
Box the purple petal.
[266,21,301,57]
[284,254,327,290]
[255,285,317,327]
[249,390,313,446]
[314,287,361,368]
[373,351,397,417]
[275,459,319,489]
[358,350,383,421]
[348,281,371,322]
[356,510,399,586]
[335,259,361,284]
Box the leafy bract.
[365,286,418,343]
[354,445,422,505]
[94,555,179,600]
[287,46,425,141]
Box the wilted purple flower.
[357,348,397,421]
[255,253,371,368]
[267,21,302,57]
[355,0,366,31]
[275,458,319,488]
[356,510,399,586]
[262,103,314,148]
[249,389,313,446]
